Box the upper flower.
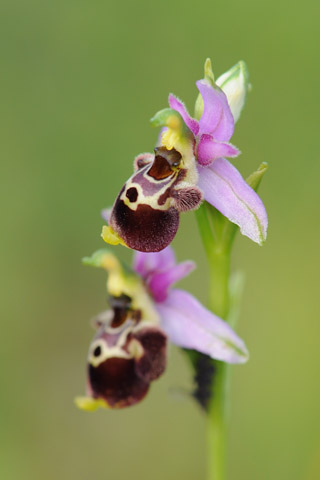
[101,59,268,251]
[75,246,248,410]
[160,60,268,246]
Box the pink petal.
[156,289,248,363]
[168,94,199,135]
[133,246,176,279]
[148,261,195,302]
[196,80,234,141]
[197,134,240,166]
[197,159,268,245]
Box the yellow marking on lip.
[101,225,127,247]
[74,396,109,411]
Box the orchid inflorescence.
[76,59,268,411]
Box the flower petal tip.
[203,58,215,85]
[238,205,268,246]
[246,162,269,192]
[258,228,268,246]
[101,225,127,248]
[226,344,250,364]
[74,396,109,411]
[182,260,196,275]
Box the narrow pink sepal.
[156,289,249,363]
[197,158,268,245]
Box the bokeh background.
[1,0,319,479]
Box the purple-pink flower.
[135,246,248,364]
[168,75,268,246]
[102,61,268,251]
[76,246,248,410]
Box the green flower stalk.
[192,60,267,480]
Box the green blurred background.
[1,0,319,479]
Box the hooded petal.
[168,94,199,135]
[197,158,268,245]
[147,260,195,302]
[133,246,176,279]
[156,289,248,363]
[196,80,235,141]
[197,134,240,166]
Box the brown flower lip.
[109,147,202,252]
[87,295,167,408]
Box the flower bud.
[216,61,250,123]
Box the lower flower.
[75,247,248,410]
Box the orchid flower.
[101,60,267,252]
[75,246,248,410]
[164,60,268,246]
[101,144,202,252]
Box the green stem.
[206,249,230,480]
[208,248,230,319]
[206,362,229,480]
[194,163,266,480]
[195,204,233,480]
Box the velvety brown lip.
[110,199,179,252]
[89,358,149,408]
